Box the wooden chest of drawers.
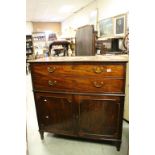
[30,58,127,151]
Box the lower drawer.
[32,75,124,93]
[73,78,125,93]
[32,76,73,92]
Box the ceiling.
[26,0,95,22]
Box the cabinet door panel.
[78,95,123,138]
[35,93,75,135]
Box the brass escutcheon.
[93,67,104,74]
[47,66,56,73]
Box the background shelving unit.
[32,32,47,55]
[26,35,33,55]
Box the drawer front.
[31,63,73,77]
[71,64,125,78]
[31,63,125,78]
[73,78,125,93]
[32,76,124,93]
[31,63,125,93]
[32,76,73,92]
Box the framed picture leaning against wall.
[99,17,113,38]
[114,14,127,37]
[99,13,127,39]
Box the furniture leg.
[39,131,44,140]
[115,141,121,151]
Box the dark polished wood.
[32,76,124,93]
[77,95,122,138]
[31,63,125,78]
[35,93,76,135]
[32,75,74,92]
[73,78,124,93]
[75,25,96,56]
[30,61,127,151]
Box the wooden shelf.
[26,35,34,56]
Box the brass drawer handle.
[43,99,47,102]
[45,116,49,119]
[48,80,57,86]
[47,66,56,73]
[93,81,104,88]
[67,98,72,103]
[93,67,104,74]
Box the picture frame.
[99,17,113,38]
[99,13,127,39]
[114,14,127,37]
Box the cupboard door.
[35,93,76,135]
[77,95,123,138]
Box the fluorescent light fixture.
[59,5,74,13]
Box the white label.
[107,68,112,72]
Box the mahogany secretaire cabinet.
[29,55,128,151]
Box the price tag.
[107,68,112,72]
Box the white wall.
[97,0,129,20]
[26,22,33,35]
[61,0,97,38]
[61,0,129,37]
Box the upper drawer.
[31,63,73,77]
[31,63,125,78]
[71,64,125,78]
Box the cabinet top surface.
[29,55,128,63]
